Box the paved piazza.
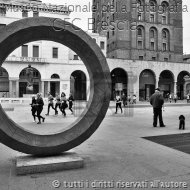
[0,102,190,189]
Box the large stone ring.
[0,17,111,156]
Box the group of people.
[30,92,74,124]
[115,93,137,114]
[167,93,178,103]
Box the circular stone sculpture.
[0,17,111,156]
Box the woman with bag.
[60,92,68,117]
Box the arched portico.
[111,68,128,100]
[0,67,9,97]
[158,70,174,98]
[139,69,156,101]
[70,70,87,100]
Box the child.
[179,115,185,130]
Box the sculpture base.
[16,152,84,175]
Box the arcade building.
[0,0,190,101]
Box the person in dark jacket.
[55,93,61,115]
[30,95,37,122]
[68,93,74,114]
[36,93,45,124]
[150,88,165,127]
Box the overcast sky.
[42,0,190,54]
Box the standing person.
[60,92,68,117]
[36,93,45,124]
[30,95,37,122]
[115,93,123,114]
[187,94,189,103]
[150,88,166,127]
[174,94,178,103]
[121,92,127,107]
[55,93,61,115]
[128,95,131,104]
[132,94,137,104]
[46,92,55,116]
[169,93,172,103]
[68,93,74,114]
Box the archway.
[139,69,156,101]
[158,70,174,98]
[177,71,190,99]
[19,67,41,97]
[0,67,9,97]
[111,68,127,100]
[0,17,111,155]
[70,70,86,100]
[50,74,60,97]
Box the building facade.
[0,0,190,102]
[0,0,107,100]
[92,0,183,62]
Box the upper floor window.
[100,41,105,50]
[150,14,154,22]
[22,45,28,57]
[33,11,39,17]
[137,41,143,49]
[74,55,79,60]
[137,28,142,36]
[52,47,58,58]
[163,43,167,51]
[162,16,166,24]
[150,30,154,38]
[0,7,6,16]
[22,10,28,18]
[33,45,39,57]
[162,30,167,39]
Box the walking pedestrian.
[60,92,68,117]
[174,94,177,103]
[46,92,55,116]
[187,94,190,103]
[121,92,127,107]
[115,93,123,114]
[128,95,131,104]
[36,93,45,124]
[55,93,61,115]
[68,93,74,114]
[132,94,137,104]
[30,95,37,122]
[150,88,166,127]
[169,93,172,103]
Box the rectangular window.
[150,14,154,22]
[150,42,155,50]
[152,57,156,61]
[0,24,6,30]
[33,11,39,17]
[33,45,39,57]
[22,45,28,57]
[162,16,166,24]
[138,41,143,49]
[107,31,109,39]
[100,41,105,49]
[52,47,58,58]
[139,56,144,60]
[22,11,28,18]
[163,43,167,51]
[0,7,6,16]
[138,13,142,21]
[74,55,79,60]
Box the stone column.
[15,80,19,98]
[174,81,177,95]
[155,77,159,88]
[41,81,44,97]
[47,81,50,93]
[9,80,13,98]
